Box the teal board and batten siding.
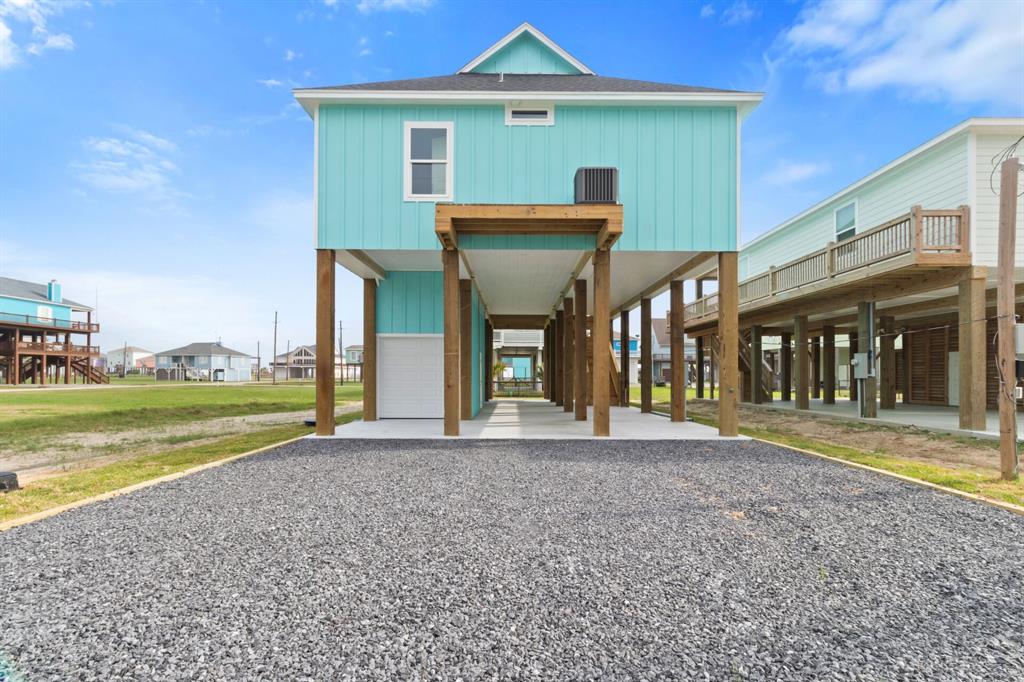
[317,105,737,253]
[0,295,72,322]
[375,270,485,417]
[740,132,969,279]
[470,33,583,75]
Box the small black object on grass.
[303,419,316,427]
[0,471,19,493]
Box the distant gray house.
[270,344,317,380]
[154,342,253,382]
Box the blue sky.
[1,0,1021,356]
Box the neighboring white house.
[154,342,254,382]
[104,346,154,373]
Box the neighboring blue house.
[0,277,104,385]
[154,342,253,382]
[296,22,760,436]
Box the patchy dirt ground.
[2,404,361,483]
[684,399,1003,472]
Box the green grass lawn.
[0,382,364,451]
[0,412,362,525]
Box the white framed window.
[505,102,554,126]
[835,200,857,242]
[404,121,453,202]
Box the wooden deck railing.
[0,311,100,332]
[685,205,969,320]
[11,340,100,355]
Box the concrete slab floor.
[747,398,1024,440]
[323,399,741,440]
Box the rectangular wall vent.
[574,167,618,204]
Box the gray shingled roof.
[155,342,252,358]
[0,276,92,311]
[297,73,743,95]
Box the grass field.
[0,382,364,452]
[634,388,1023,508]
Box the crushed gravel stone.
[2,438,1022,681]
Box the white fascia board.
[741,117,1022,252]
[457,22,594,75]
[294,90,764,116]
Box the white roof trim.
[294,90,763,117]
[457,22,594,75]
[742,117,1024,251]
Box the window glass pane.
[836,228,856,242]
[511,109,549,120]
[411,162,446,195]
[835,203,856,234]
[410,128,447,160]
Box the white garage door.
[377,335,444,418]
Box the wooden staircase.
[585,337,622,406]
[71,358,110,384]
[708,333,774,402]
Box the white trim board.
[458,22,594,75]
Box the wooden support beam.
[858,301,878,418]
[485,320,494,402]
[958,273,986,430]
[612,252,711,317]
[563,296,575,414]
[794,315,809,410]
[443,249,460,436]
[849,331,859,401]
[780,332,792,401]
[822,325,836,405]
[750,325,763,404]
[619,309,630,407]
[810,337,821,400]
[489,314,549,330]
[574,279,588,421]
[718,253,739,437]
[877,316,896,410]
[997,157,1019,480]
[460,279,472,421]
[347,249,388,281]
[315,249,336,436]
[554,310,564,406]
[592,248,611,436]
[670,280,686,421]
[640,298,652,413]
[362,278,378,421]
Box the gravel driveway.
[2,439,1022,680]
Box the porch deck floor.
[747,397,1023,439]
[327,399,738,440]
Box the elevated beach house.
[295,22,761,436]
[683,118,1024,431]
[154,342,253,382]
[0,277,104,385]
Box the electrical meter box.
[852,352,874,380]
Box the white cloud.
[358,48,372,57]
[784,0,1024,106]
[383,30,394,37]
[284,49,300,61]
[72,127,184,208]
[356,0,434,14]
[257,78,284,88]
[722,0,759,25]
[0,0,81,69]
[700,4,715,18]
[764,160,830,186]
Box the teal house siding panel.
[376,271,444,334]
[317,104,737,253]
[0,295,72,322]
[470,33,582,75]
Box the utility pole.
[997,156,1020,481]
[256,341,261,382]
[338,320,344,386]
[121,341,128,378]
[272,311,278,386]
